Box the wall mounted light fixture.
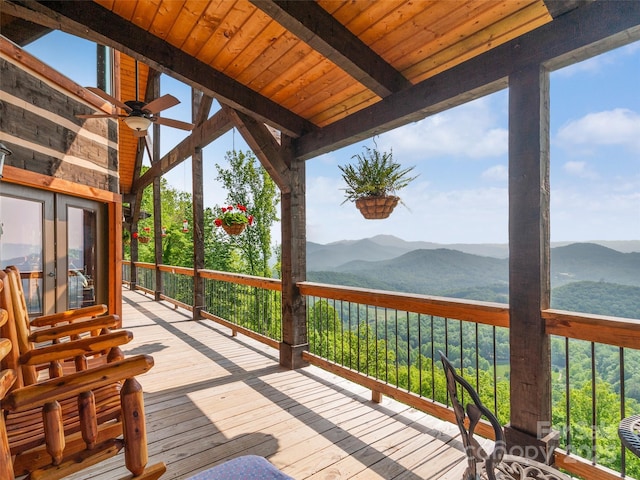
[0,142,13,179]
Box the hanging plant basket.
[355,196,399,219]
[138,236,150,244]
[221,223,246,235]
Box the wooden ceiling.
[95,0,551,129]
[1,1,639,196]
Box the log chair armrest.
[28,315,121,343]
[0,368,17,398]
[2,354,154,411]
[30,304,108,328]
[19,330,133,366]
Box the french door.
[0,183,105,316]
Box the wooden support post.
[191,146,205,320]
[109,200,123,319]
[152,176,162,301]
[506,64,553,463]
[152,74,163,302]
[279,137,308,369]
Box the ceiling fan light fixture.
[123,115,151,131]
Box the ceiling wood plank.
[295,0,640,160]
[250,0,410,97]
[17,0,314,138]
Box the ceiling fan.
[77,62,194,137]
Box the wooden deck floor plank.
[306,411,435,478]
[167,398,382,478]
[346,418,461,479]
[282,404,419,478]
[61,290,467,480]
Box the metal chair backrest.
[440,351,505,480]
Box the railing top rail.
[200,269,282,290]
[132,262,155,269]
[157,265,194,276]
[543,308,640,349]
[298,281,509,327]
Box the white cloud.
[555,108,640,153]
[554,42,640,78]
[481,165,507,182]
[551,188,640,241]
[375,95,508,162]
[562,161,598,179]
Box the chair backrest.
[0,276,19,480]
[0,269,34,386]
[440,351,505,480]
[2,266,119,385]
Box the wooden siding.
[0,38,119,193]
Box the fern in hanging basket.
[339,145,417,219]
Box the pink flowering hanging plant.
[214,204,254,228]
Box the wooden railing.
[122,261,640,480]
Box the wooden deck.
[68,289,469,480]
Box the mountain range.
[307,235,640,270]
[306,236,640,313]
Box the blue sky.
[24,31,639,246]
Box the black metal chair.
[439,351,570,480]
[619,414,640,458]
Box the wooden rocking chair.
[2,266,123,386]
[0,273,166,479]
[439,352,570,480]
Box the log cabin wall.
[0,36,118,191]
[0,36,123,318]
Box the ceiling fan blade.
[76,113,121,119]
[152,116,195,131]
[143,94,180,114]
[86,87,132,112]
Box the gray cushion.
[187,455,293,480]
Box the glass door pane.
[0,187,55,316]
[56,195,104,312]
[67,206,97,309]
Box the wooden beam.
[133,109,233,192]
[14,0,314,138]
[542,0,584,19]
[192,91,214,127]
[223,106,291,194]
[506,64,551,453]
[279,135,308,369]
[0,14,51,46]
[250,0,410,97]
[295,0,640,159]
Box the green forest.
[127,151,640,478]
